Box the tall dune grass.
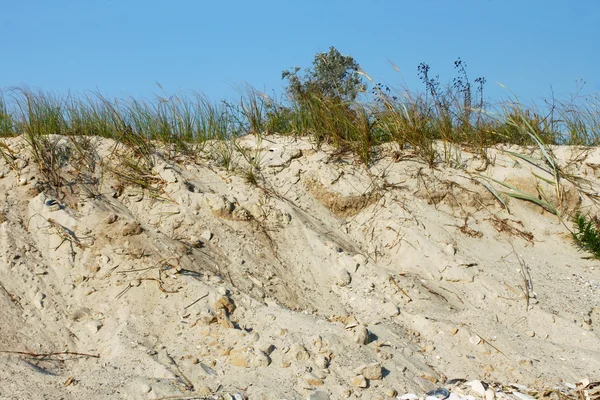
[0,81,598,168]
[1,80,599,256]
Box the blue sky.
[2,0,598,105]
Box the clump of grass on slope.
[0,91,16,137]
[572,212,600,259]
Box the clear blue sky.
[2,0,598,104]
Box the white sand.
[0,135,598,399]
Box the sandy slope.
[0,135,598,399]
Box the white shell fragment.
[399,393,420,400]
[513,392,536,400]
[469,336,482,345]
[466,380,486,396]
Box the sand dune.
[0,134,598,399]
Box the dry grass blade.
[0,141,19,171]
[388,275,412,302]
[515,252,534,311]
[467,328,509,359]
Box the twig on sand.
[114,284,132,300]
[503,245,534,311]
[468,329,509,359]
[0,350,99,359]
[388,275,413,302]
[141,277,179,294]
[115,263,180,300]
[46,218,88,250]
[0,283,23,309]
[27,214,91,261]
[439,286,464,304]
[165,351,194,391]
[114,277,178,300]
[517,254,534,311]
[183,293,208,310]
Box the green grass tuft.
[572,212,600,259]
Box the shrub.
[572,212,600,259]
[282,46,366,103]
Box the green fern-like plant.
[572,212,600,259]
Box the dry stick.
[384,226,404,250]
[165,351,194,391]
[28,214,89,261]
[0,350,99,358]
[183,293,208,310]
[116,257,179,274]
[439,286,464,304]
[388,276,412,302]
[0,283,23,309]
[140,277,178,294]
[518,255,533,312]
[509,244,533,311]
[46,218,88,250]
[417,169,439,210]
[101,264,121,279]
[421,283,449,303]
[468,328,509,359]
[154,396,215,400]
[499,282,526,303]
[114,284,132,300]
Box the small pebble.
[315,354,329,369]
[196,386,212,396]
[139,383,152,394]
[350,374,368,388]
[304,372,324,386]
[309,391,330,400]
[382,302,400,317]
[122,221,143,236]
[217,286,228,296]
[355,362,382,380]
[288,343,310,361]
[87,320,103,333]
[105,214,118,224]
[352,325,370,345]
[422,343,435,352]
[335,269,352,286]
